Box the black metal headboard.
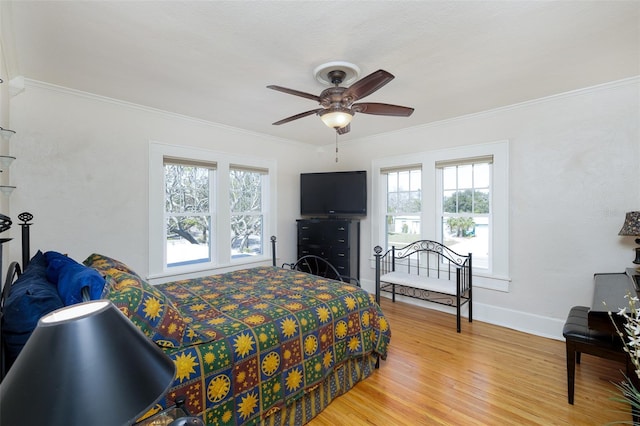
[0,212,33,381]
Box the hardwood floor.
[308,298,633,425]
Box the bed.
[0,215,391,425]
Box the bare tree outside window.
[230,169,264,257]
[164,163,212,266]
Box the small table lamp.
[0,300,176,426]
[619,211,640,267]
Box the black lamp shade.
[0,300,175,426]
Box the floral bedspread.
[156,266,391,425]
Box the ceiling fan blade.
[337,124,351,135]
[272,109,322,125]
[352,102,414,117]
[343,70,395,102]
[267,85,321,102]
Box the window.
[383,167,421,250]
[164,159,215,267]
[230,166,266,259]
[372,141,509,291]
[437,158,492,269]
[149,143,277,281]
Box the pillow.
[101,268,206,348]
[2,251,64,368]
[45,251,106,306]
[83,253,139,276]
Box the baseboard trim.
[368,288,565,341]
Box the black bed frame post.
[270,236,277,267]
[374,246,382,305]
[18,213,33,269]
[0,214,12,296]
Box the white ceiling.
[2,1,639,146]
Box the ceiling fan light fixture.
[319,108,353,129]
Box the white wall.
[7,77,640,340]
[340,77,639,339]
[7,81,331,275]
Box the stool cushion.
[562,306,621,348]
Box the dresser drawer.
[296,218,360,281]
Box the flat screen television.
[300,170,367,216]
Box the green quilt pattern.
[156,266,390,425]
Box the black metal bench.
[374,240,472,332]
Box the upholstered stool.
[562,305,626,404]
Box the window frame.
[149,142,277,281]
[437,158,492,271]
[372,140,509,292]
[229,165,268,260]
[381,166,422,251]
[163,158,216,268]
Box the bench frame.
[374,240,472,332]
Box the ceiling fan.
[267,66,414,135]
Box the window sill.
[147,255,272,285]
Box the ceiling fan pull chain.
[335,131,339,162]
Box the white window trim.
[372,140,510,292]
[229,166,269,261]
[149,141,277,282]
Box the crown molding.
[348,75,640,145]
[22,78,307,148]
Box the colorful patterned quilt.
[150,266,390,425]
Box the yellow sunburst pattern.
[237,391,259,421]
[232,332,256,359]
[206,374,231,403]
[279,316,299,339]
[143,296,163,320]
[260,351,281,377]
[243,314,266,325]
[303,334,319,357]
[344,296,357,311]
[283,302,303,311]
[221,303,239,312]
[174,350,199,382]
[316,306,331,323]
[322,350,333,369]
[335,320,348,340]
[284,367,303,394]
[361,310,371,328]
[189,303,207,313]
[348,336,361,353]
